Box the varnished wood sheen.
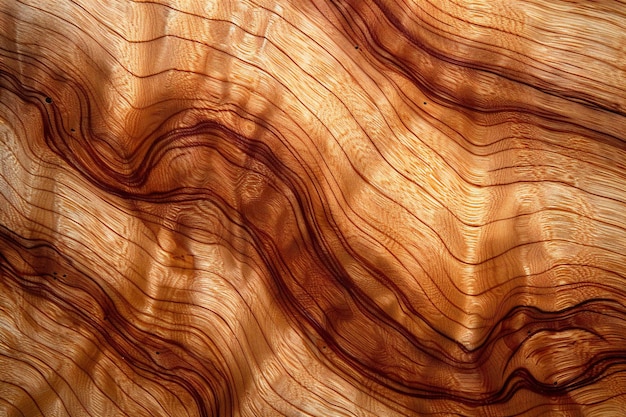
[1,0,625,415]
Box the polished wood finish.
[1,0,625,415]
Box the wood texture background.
[1,0,625,415]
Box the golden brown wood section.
[1,0,626,415]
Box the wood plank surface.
[1,0,625,415]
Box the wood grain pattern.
[1,0,625,415]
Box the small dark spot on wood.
[71,128,75,132]
[554,381,558,385]
[53,272,57,275]
[423,101,427,105]
[355,45,359,49]
[45,97,52,103]
[62,274,67,278]
[156,351,160,355]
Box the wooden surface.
[1,0,626,415]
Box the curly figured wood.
[1,0,626,416]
